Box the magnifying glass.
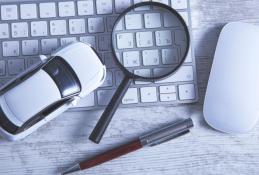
[89,2,190,143]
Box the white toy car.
[0,42,106,141]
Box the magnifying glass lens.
[112,4,189,79]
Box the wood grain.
[1,0,259,175]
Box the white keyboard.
[0,0,198,110]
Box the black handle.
[89,77,132,144]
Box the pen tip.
[62,164,81,175]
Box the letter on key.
[136,32,153,47]
[122,88,138,104]
[3,41,19,57]
[39,3,56,18]
[1,5,18,20]
[144,13,161,28]
[142,50,159,66]
[0,24,9,39]
[155,30,172,46]
[96,0,113,14]
[31,21,48,37]
[20,4,37,19]
[58,1,75,17]
[125,14,142,29]
[123,51,140,67]
[88,18,105,33]
[77,0,94,15]
[117,33,134,49]
[11,22,29,38]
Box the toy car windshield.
[43,56,81,98]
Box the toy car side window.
[43,56,81,98]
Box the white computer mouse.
[203,22,259,134]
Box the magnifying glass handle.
[89,77,132,144]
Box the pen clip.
[148,129,190,147]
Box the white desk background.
[1,0,259,174]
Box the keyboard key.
[27,57,41,68]
[122,88,138,104]
[69,19,86,34]
[160,85,176,94]
[41,39,58,55]
[134,69,151,84]
[11,22,29,38]
[115,52,121,62]
[140,87,157,103]
[0,24,9,39]
[31,21,48,37]
[184,49,192,63]
[155,30,172,46]
[155,66,194,83]
[144,13,161,28]
[171,0,188,10]
[76,92,95,107]
[160,93,177,102]
[50,20,67,35]
[96,0,113,14]
[125,14,142,30]
[58,1,75,17]
[136,32,153,48]
[134,69,150,77]
[133,0,149,4]
[179,11,189,25]
[1,5,18,20]
[134,0,150,11]
[152,0,169,5]
[80,36,96,49]
[2,41,19,57]
[115,19,123,31]
[99,34,111,51]
[142,50,159,66]
[104,52,117,68]
[162,48,179,64]
[8,59,24,75]
[115,0,132,13]
[97,89,115,106]
[101,71,113,87]
[0,61,6,76]
[174,29,188,45]
[60,37,77,46]
[178,84,196,100]
[163,12,182,27]
[107,16,117,32]
[88,17,105,33]
[115,70,124,86]
[77,0,94,16]
[123,51,140,67]
[20,4,37,19]
[117,33,134,49]
[39,3,56,18]
[22,40,39,56]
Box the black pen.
[62,118,193,175]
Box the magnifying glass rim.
[111,1,191,81]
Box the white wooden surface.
[1,0,259,174]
